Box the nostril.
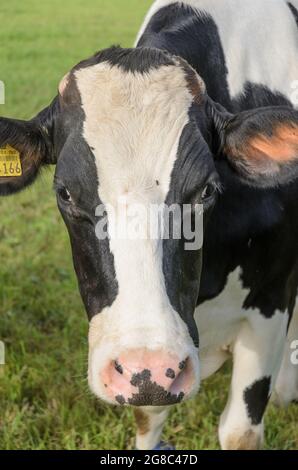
[115,394,126,405]
[166,368,176,379]
[114,360,123,375]
[169,357,193,397]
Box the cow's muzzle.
[100,349,196,406]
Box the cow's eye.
[58,186,72,203]
[201,182,216,201]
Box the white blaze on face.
[74,62,200,401]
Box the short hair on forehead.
[73,45,176,75]
[70,46,206,106]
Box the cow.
[0,0,298,450]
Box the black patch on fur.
[166,368,175,379]
[288,2,298,27]
[179,360,186,370]
[243,377,271,425]
[74,45,175,74]
[137,2,231,108]
[128,369,184,406]
[231,83,292,113]
[54,77,119,320]
[162,119,218,347]
[57,155,119,319]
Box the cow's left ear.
[212,104,298,187]
[0,97,58,195]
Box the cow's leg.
[219,310,288,450]
[134,406,170,450]
[274,304,298,405]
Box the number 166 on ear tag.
[0,145,22,177]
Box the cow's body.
[1,0,298,451]
[135,0,298,449]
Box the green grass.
[0,0,297,450]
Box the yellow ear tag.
[0,145,22,177]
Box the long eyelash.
[53,176,61,191]
[213,181,223,194]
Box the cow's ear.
[220,106,298,187]
[0,97,58,195]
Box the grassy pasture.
[0,0,297,450]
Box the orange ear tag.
[0,145,22,177]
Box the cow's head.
[1,47,298,406]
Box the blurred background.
[0,0,297,450]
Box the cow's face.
[1,47,298,407]
[55,48,217,405]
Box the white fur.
[75,62,200,402]
[137,0,298,105]
[195,269,246,380]
[136,407,170,450]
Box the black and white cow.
[1,0,298,450]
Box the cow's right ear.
[0,97,58,195]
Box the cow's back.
[137,0,298,111]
